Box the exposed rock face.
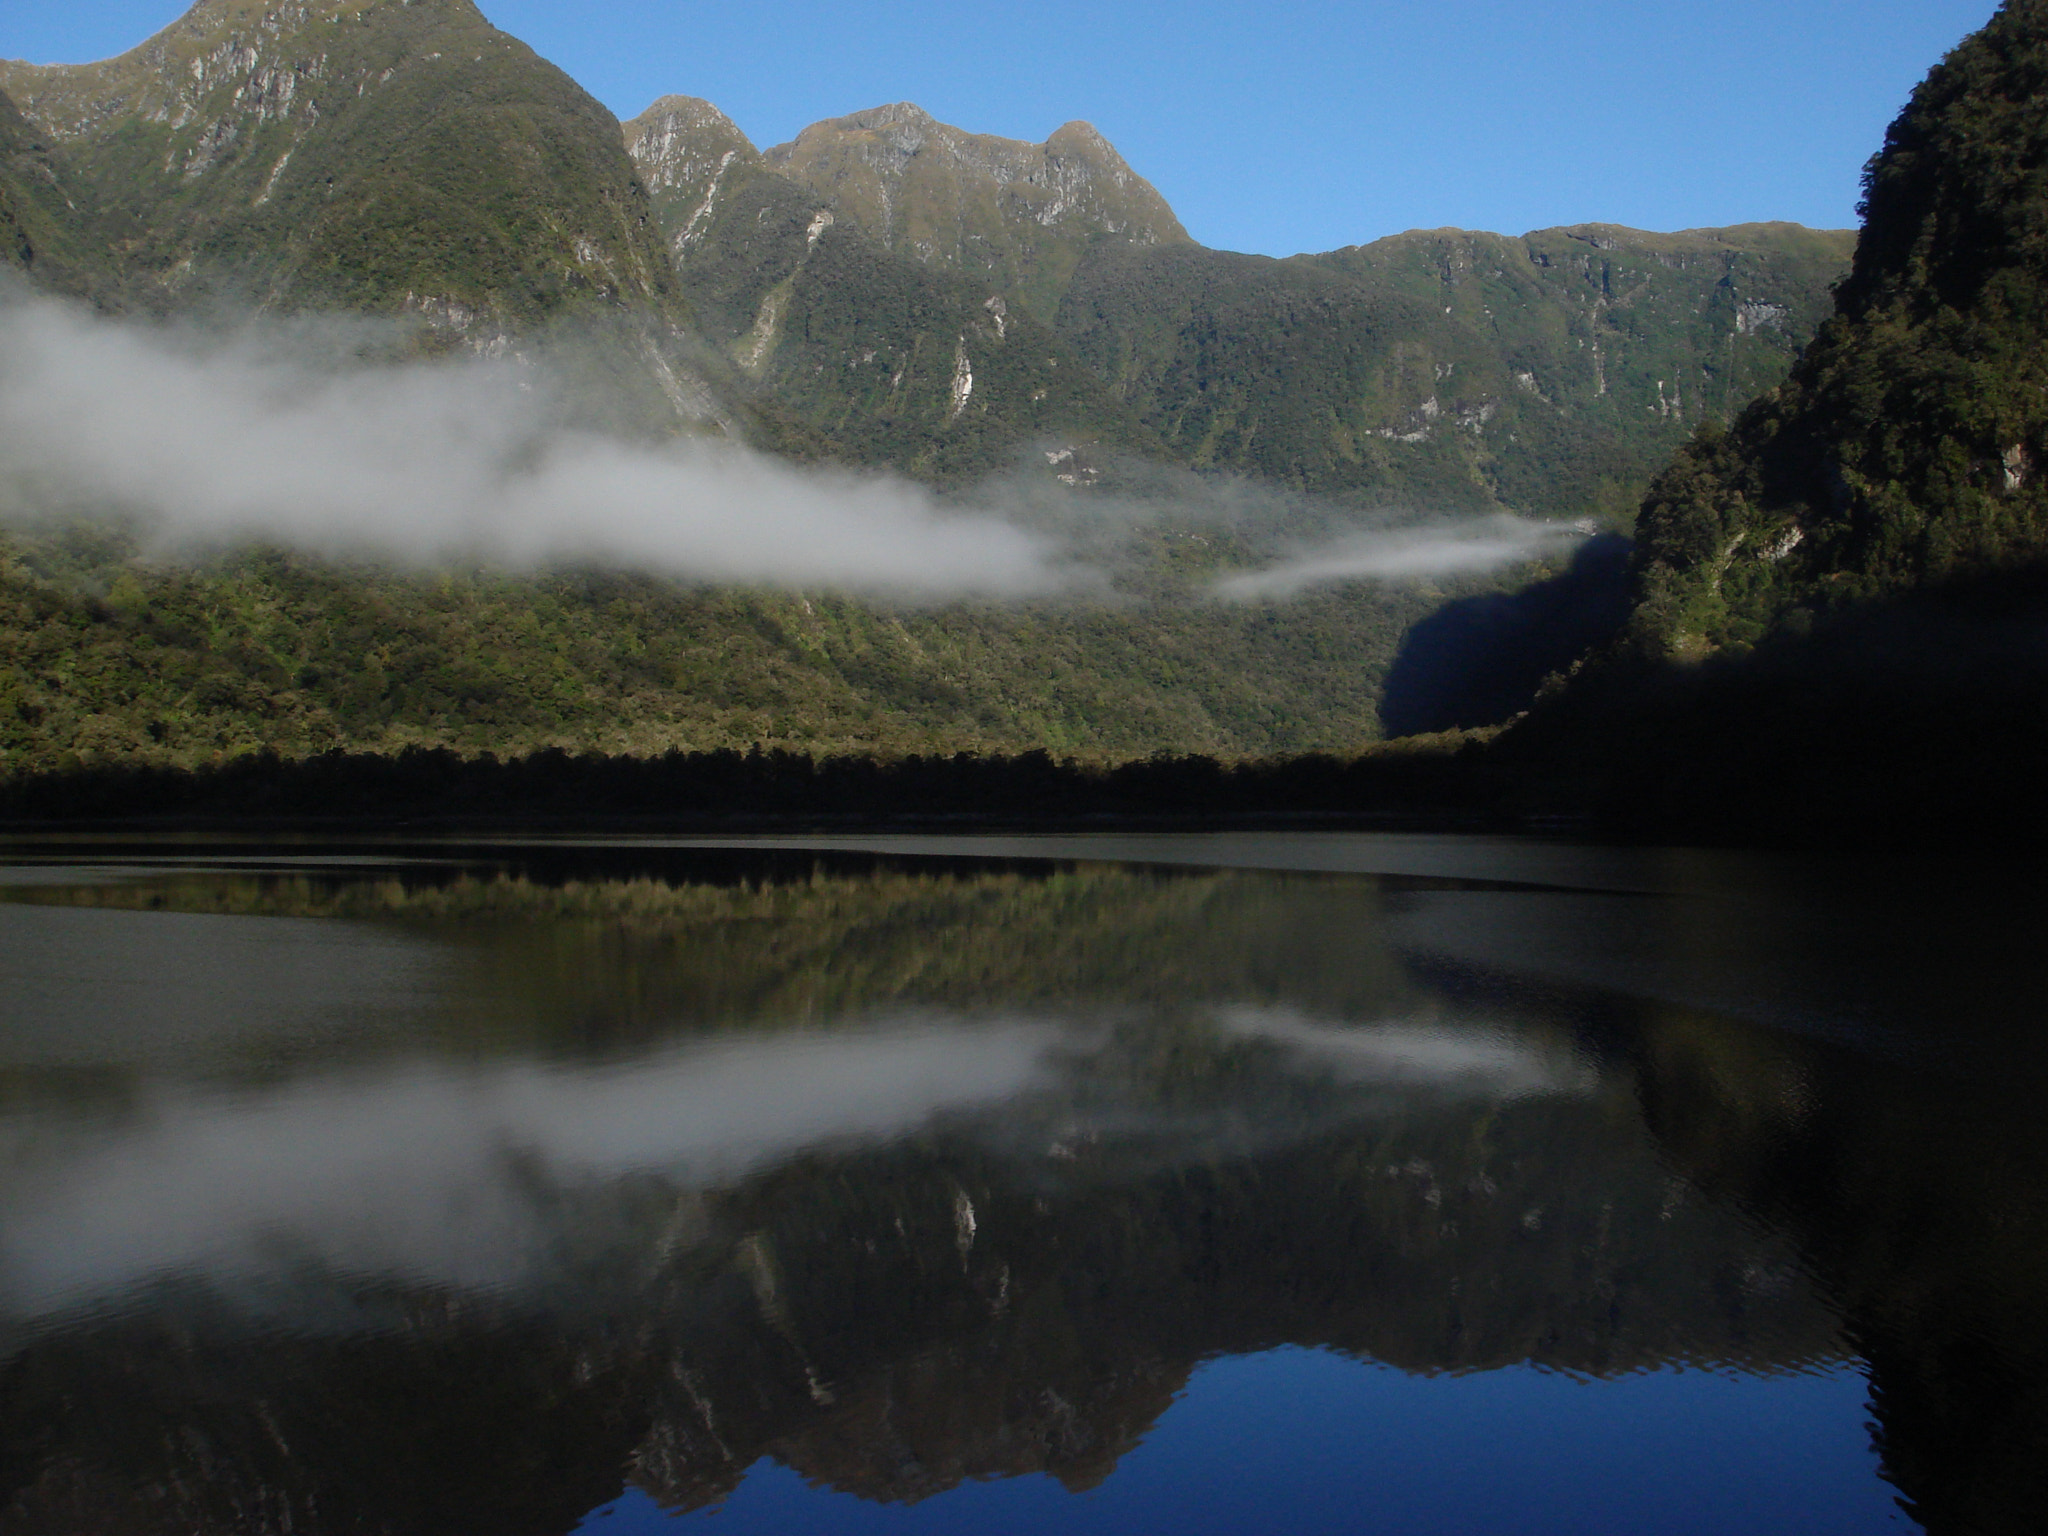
[0,0,348,142]
[624,95,756,192]
[621,91,1155,480]
[761,102,1189,320]
[621,94,759,257]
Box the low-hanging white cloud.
[1212,515,1590,600]
[0,293,1070,598]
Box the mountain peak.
[629,94,754,141]
[0,0,690,337]
[838,101,938,129]
[1047,120,1107,148]
[0,0,489,141]
[624,95,759,202]
[759,103,1187,320]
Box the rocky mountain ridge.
[617,89,1851,506]
[757,101,1188,323]
[0,0,703,396]
[0,0,1854,508]
[619,93,1161,481]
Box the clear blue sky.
[1,0,1996,256]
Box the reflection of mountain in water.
[1395,866,2048,1536]
[1623,1007,2048,1536]
[0,848,2038,1532]
[0,1081,1836,1533]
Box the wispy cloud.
[1212,516,1589,599]
[0,290,1593,603]
[0,292,1070,598]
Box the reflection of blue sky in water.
[580,1350,1900,1536]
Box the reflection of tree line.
[0,1038,1840,1534]
[8,862,1424,1055]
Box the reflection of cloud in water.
[1217,1007,1594,1099]
[0,1020,1059,1318]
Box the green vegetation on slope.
[0,0,683,328]
[1480,1,2048,850]
[760,103,1190,324]
[0,85,112,296]
[624,96,1161,482]
[0,3,1864,782]
[0,521,1538,774]
[1625,0,2048,656]
[1056,223,1853,519]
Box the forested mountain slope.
[1622,0,2048,656]
[1057,222,1853,519]
[0,84,109,296]
[1501,0,2048,847]
[623,96,1160,483]
[0,0,735,436]
[619,91,1852,513]
[0,0,677,327]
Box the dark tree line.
[0,743,1505,829]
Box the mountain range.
[0,0,1866,776]
[0,0,1850,501]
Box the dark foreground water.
[0,832,2043,1535]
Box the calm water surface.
[0,832,2042,1534]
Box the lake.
[0,831,2042,1534]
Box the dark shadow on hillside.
[1378,534,1633,737]
[1501,562,2048,848]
